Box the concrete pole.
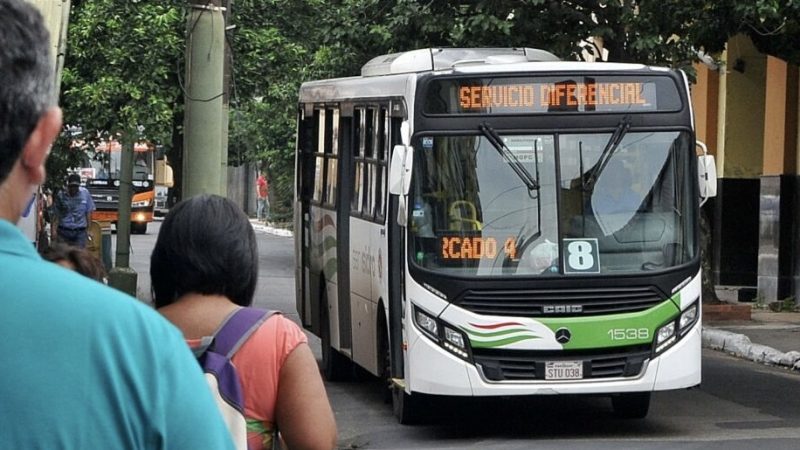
[183,0,225,198]
[108,134,137,297]
[219,0,232,196]
[27,1,70,92]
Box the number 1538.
[608,328,649,340]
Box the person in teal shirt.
[0,1,234,448]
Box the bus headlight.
[414,308,438,340]
[654,322,676,354]
[412,306,472,361]
[443,326,469,359]
[678,302,699,334]
[654,300,699,355]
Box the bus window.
[560,131,695,273]
[351,108,365,213]
[410,134,558,275]
[312,109,325,203]
[323,108,339,206]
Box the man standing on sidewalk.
[0,1,234,448]
[51,173,95,247]
[256,169,270,223]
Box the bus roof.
[299,73,413,103]
[298,48,677,104]
[360,48,560,76]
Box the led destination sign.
[460,82,651,110]
[440,235,519,261]
[425,75,682,115]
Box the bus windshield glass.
[409,130,696,276]
[80,143,154,187]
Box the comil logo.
[555,328,572,344]
[543,305,583,314]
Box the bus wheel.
[320,292,352,381]
[392,383,425,425]
[378,317,392,404]
[611,392,651,419]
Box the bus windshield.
[80,144,154,186]
[409,130,696,276]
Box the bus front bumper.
[91,210,153,224]
[404,320,701,397]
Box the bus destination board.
[424,75,682,115]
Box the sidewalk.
[249,218,293,237]
[703,306,800,371]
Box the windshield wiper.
[582,115,632,192]
[479,123,540,192]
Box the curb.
[702,327,800,370]
[250,220,293,238]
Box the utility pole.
[183,0,226,198]
[220,0,233,197]
[108,134,137,296]
[27,1,70,92]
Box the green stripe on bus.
[463,327,533,338]
[539,298,678,350]
[470,335,540,348]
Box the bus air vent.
[473,345,651,381]
[458,286,664,317]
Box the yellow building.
[692,35,799,303]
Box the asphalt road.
[123,222,800,449]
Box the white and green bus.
[294,48,717,423]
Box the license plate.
[545,361,583,380]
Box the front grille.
[89,188,119,210]
[458,286,664,317]
[473,345,651,381]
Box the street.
[126,221,800,449]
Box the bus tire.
[392,385,424,425]
[611,392,651,419]
[320,290,352,381]
[378,314,392,404]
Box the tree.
[227,0,716,223]
[53,0,184,191]
[228,0,329,223]
[226,0,800,228]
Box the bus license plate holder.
[545,361,583,380]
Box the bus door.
[386,112,406,380]
[296,105,321,332]
[334,107,353,357]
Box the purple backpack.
[196,307,275,450]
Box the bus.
[77,140,158,234]
[294,48,717,423]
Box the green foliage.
[228,0,323,218]
[53,0,184,191]
[227,0,730,220]
[728,0,800,65]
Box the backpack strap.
[212,307,276,358]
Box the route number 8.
[563,238,599,273]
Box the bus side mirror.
[389,144,413,196]
[400,121,411,146]
[389,144,414,227]
[697,141,716,206]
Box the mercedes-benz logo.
[555,327,572,344]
